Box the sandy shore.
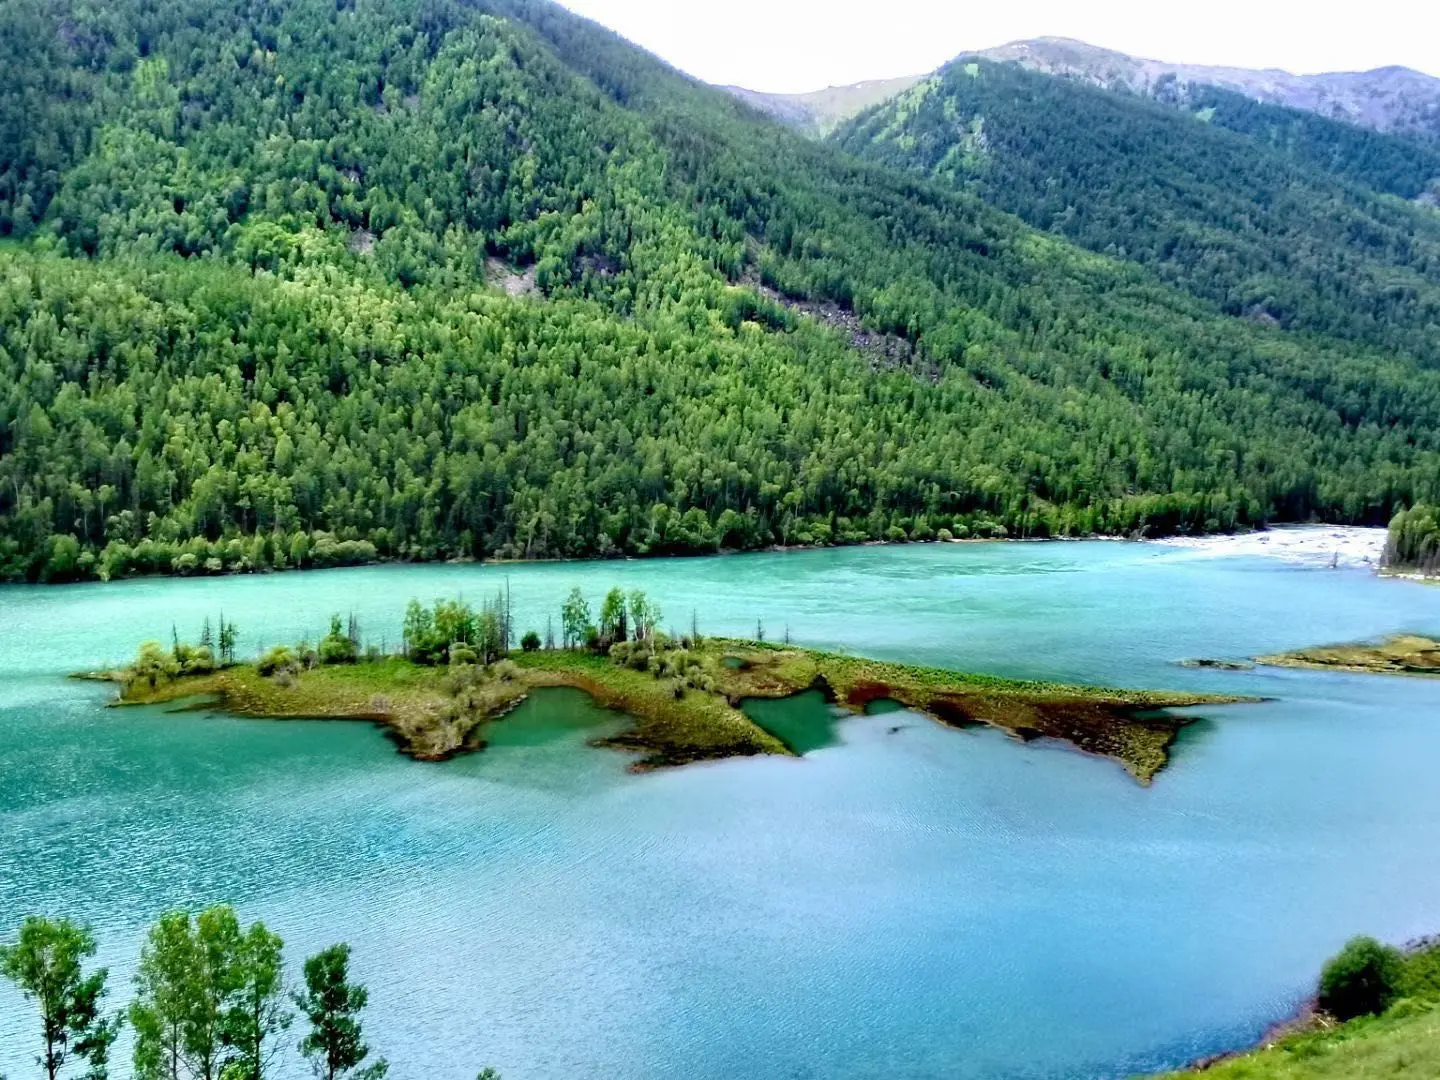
[1151,525,1388,570]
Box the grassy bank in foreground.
[1164,1006,1440,1078]
[94,633,1246,782]
[1164,939,1440,1078]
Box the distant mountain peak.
[964,38,1440,140]
[721,74,927,137]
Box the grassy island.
[1257,636,1440,677]
[90,594,1249,783]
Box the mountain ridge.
[721,75,927,136]
[970,37,1440,141]
[833,54,1440,368]
[726,38,1440,143]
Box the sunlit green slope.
[3,0,1440,581]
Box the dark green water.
[741,690,845,754]
[3,538,1440,1079]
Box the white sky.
[555,0,1440,93]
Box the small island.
[87,589,1252,784]
[1257,635,1440,677]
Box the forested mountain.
[2,0,1440,582]
[975,37,1440,143]
[833,59,1440,366]
[1165,82,1440,203]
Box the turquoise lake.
[3,539,1439,1078]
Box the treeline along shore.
[85,586,1250,783]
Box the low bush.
[1318,936,1405,1020]
[257,646,299,677]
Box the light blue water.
[2,541,1439,1079]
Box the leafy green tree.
[319,616,359,665]
[256,647,298,678]
[132,909,287,1080]
[1384,505,1440,575]
[403,599,482,665]
[131,641,179,691]
[0,917,119,1080]
[294,945,387,1080]
[475,592,509,665]
[520,630,541,652]
[599,587,628,644]
[184,906,244,1080]
[1318,936,1405,1021]
[131,912,199,1080]
[560,588,591,650]
[222,922,290,1080]
[627,590,661,642]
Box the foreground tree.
[223,922,290,1080]
[130,912,198,1080]
[1318,936,1405,1021]
[0,917,119,1080]
[130,907,287,1080]
[185,907,243,1080]
[294,945,387,1080]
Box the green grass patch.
[1160,1003,1440,1078]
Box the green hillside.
[3,0,1440,581]
[1170,82,1440,201]
[833,59,1440,367]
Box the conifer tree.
[294,946,387,1080]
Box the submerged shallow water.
[3,540,1439,1079]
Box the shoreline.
[1182,999,1323,1072]
[87,640,1252,783]
[1150,525,1388,570]
[14,524,1407,587]
[1168,933,1440,1076]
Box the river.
[2,537,1438,1079]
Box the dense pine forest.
[1384,505,1440,575]
[2,0,1440,581]
[833,59,1440,367]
